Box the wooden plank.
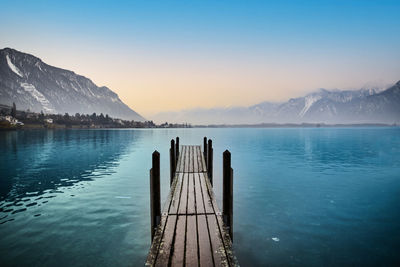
[197,215,214,267]
[192,146,195,172]
[171,215,186,266]
[183,145,187,173]
[203,171,239,266]
[187,146,191,173]
[194,173,205,214]
[197,146,205,172]
[176,145,182,173]
[184,146,189,173]
[202,172,218,213]
[190,146,195,172]
[195,146,200,172]
[187,173,196,214]
[215,214,238,267]
[189,146,194,173]
[177,146,185,173]
[168,172,184,215]
[182,146,187,173]
[198,172,214,214]
[193,146,199,172]
[185,215,199,266]
[201,147,207,173]
[207,214,229,267]
[178,173,188,215]
[199,146,205,172]
[154,215,177,266]
[145,215,167,266]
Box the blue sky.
[1,0,399,115]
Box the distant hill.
[0,48,145,121]
[152,81,400,125]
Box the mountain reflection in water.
[0,130,139,222]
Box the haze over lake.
[1,128,399,266]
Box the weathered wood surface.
[175,145,206,173]
[146,145,237,267]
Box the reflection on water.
[0,130,138,223]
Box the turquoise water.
[1,128,400,266]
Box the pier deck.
[146,145,236,266]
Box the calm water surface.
[1,128,400,266]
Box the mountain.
[0,48,145,121]
[152,82,400,125]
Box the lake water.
[1,128,400,266]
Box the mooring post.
[170,139,176,185]
[223,150,233,240]
[150,151,161,241]
[175,137,179,161]
[208,139,213,185]
[203,137,208,167]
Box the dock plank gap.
[146,137,238,266]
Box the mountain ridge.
[152,81,400,125]
[0,48,145,121]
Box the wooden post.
[223,150,233,240]
[150,151,161,241]
[203,137,207,167]
[175,137,179,161]
[170,139,175,185]
[207,139,213,185]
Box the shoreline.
[1,123,397,131]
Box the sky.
[1,0,400,117]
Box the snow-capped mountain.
[152,82,400,124]
[0,48,145,121]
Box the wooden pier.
[146,138,238,266]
